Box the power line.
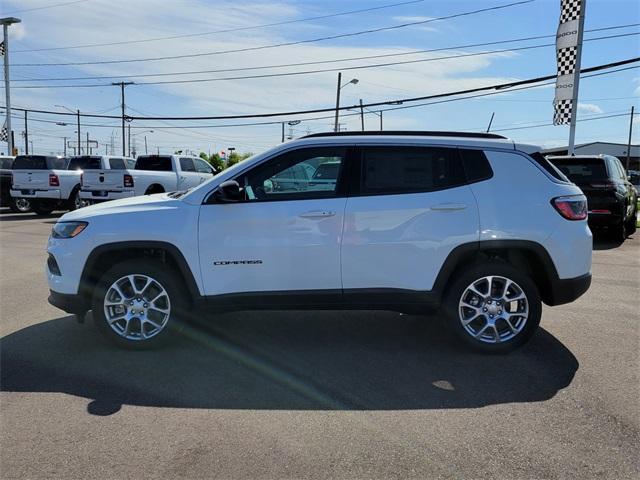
[4,0,93,15]
[11,24,638,83]
[13,0,433,53]
[10,32,638,89]
[2,58,638,122]
[491,112,639,132]
[11,0,536,67]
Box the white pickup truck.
[11,155,133,215]
[80,154,216,203]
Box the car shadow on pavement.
[1,311,578,416]
[0,212,63,222]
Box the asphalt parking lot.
[0,210,638,479]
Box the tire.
[611,214,627,242]
[443,262,542,354]
[31,200,56,216]
[9,197,31,213]
[145,185,165,195]
[67,187,88,211]
[92,259,187,349]
[625,205,637,236]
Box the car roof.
[547,154,609,159]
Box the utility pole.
[127,124,132,156]
[379,111,383,131]
[86,131,90,155]
[334,72,342,133]
[281,122,285,142]
[2,17,21,156]
[144,135,148,154]
[24,110,28,154]
[626,105,635,171]
[359,99,365,131]
[113,81,134,156]
[105,143,108,155]
[63,137,67,156]
[76,109,81,155]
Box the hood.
[60,193,180,222]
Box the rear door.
[341,145,480,292]
[178,157,201,189]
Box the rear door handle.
[299,210,336,218]
[431,203,467,211]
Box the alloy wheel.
[458,275,529,344]
[103,274,171,341]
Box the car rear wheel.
[444,263,542,354]
[92,260,186,349]
[624,205,637,236]
[67,188,89,211]
[9,197,31,213]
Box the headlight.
[51,221,88,238]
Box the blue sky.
[2,0,639,156]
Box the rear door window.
[359,146,465,195]
[68,156,102,170]
[109,158,126,169]
[179,157,196,172]
[135,155,173,171]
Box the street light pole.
[2,17,21,156]
[334,72,342,133]
[359,99,365,131]
[379,110,383,131]
[144,135,148,154]
[63,137,67,156]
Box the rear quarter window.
[530,152,569,182]
[459,149,493,183]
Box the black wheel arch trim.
[79,241,202,303]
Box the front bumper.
[547,273,592,306]
[79,189,135,201]
[48,289,89,314]
[11,188,61,200]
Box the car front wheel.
[92,260,186,349]
[444,263,542,353]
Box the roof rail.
[302,130,508,140]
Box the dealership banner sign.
[553,0,585,125]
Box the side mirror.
[212,180,242,203]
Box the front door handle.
[431,203,467,211]
[299,210,336,218]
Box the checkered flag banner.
[0,41,5,57]
[0,119,8,143]
[553,0,584,125]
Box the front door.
[198,146,351,296]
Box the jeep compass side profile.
[46,132,592,353]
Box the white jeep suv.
[46,132,592,353]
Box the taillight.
[123,174,134,188]
[552,195,588,220]
[49,174,60,187]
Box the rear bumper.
[48,289,89,314]
[547,273,592,306]
[79,189,135,201]
[11,188,61,200]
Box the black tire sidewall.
[443,262,542,354]
[92,260,186,349]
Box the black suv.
[548,155,637,240]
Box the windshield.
[13,155,67,170]
[135,155,173,171]
[68,156,102,170]
[550,157,608,182]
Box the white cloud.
[578,103,603,114]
